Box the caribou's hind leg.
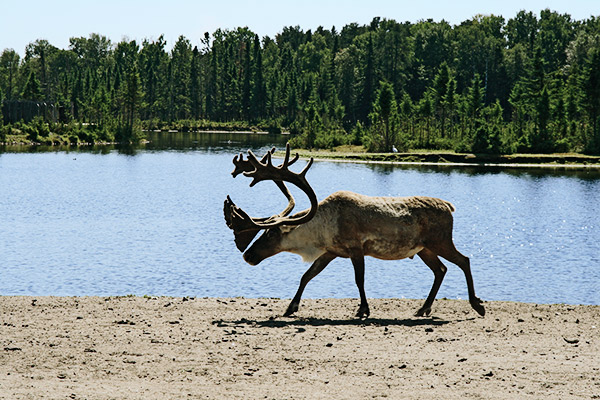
[283,252,336,317]
[420,238,485,317]
[437,245,485,316]
[415,248,447,317]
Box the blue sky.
[1,0,598,55]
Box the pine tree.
[359,34,374,124]
[508,81,530,151]
[190,46,201,120]
[368,81,399,152]
[251,35,266,121]
[286,79,299,125]
[206,41,218,120]
[72,70,84,120]
[241,40,251,121]
[445,76,457,138]
[120,64,143,141]
[583,47,600,151]
[419,93,433,147]
[171,36,192,120]
[399,93,414,139]
[528,46,546,97]
[467,74,485,120]
[0,49,20,100]
[139,36,166,120]
[466,74,486,149]
[535,85,551,151]
[22,70,42,100]
[432,62,450,137]
[554,91,568,146]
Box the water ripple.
[1,142,599,305]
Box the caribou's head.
[223,144,318,265]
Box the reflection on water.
[144,131,290,152]
[0,131,289,155]
[1,132,599,305]
[364,160,600,181]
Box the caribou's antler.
[224,143,318,241]
[231,147,275,178]
[230,146,298,219]
[231,146,300,177]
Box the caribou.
[224,144,485,318]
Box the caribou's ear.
[232,229,260,252]
[224,197,261,252]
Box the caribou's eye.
[266,227,282,238]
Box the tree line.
[1,9,600,153]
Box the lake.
[1,132,599,305]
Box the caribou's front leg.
[283,252,336,317]
[351,254,370,318]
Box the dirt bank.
[1,296,598,399]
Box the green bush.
[350,122,365,146]
[313,130,349,149]
[24,123,38,142]
[0,122,6,142]
[431,137,455,151]
[453,138,472,154]
[96,126,115,142]
[553,138,571,153]
[362,130,382,152]
[288,132,308,148]
[32,117,51,137]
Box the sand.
[0,296,598,399]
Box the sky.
[1,0,598,56]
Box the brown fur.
[243,190,485,318]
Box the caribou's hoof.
[471,300,485,317]
[415,306,432,317]
[283,302,299,317]
[356,305,370,319]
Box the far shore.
[3,131,600,170]
[279,146,600,170]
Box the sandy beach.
[0,296,598,399]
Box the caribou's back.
[292,191,456,261]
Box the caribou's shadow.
[213,316,460,329]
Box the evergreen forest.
[2,10,600,154]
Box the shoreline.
[309,156,600,170]
[283,149,600,170]
[3,132,600,170]
[1,294,597,307]
[1,296,598,399]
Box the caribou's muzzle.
[243,250,262,266]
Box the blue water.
[1,134,599,305]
